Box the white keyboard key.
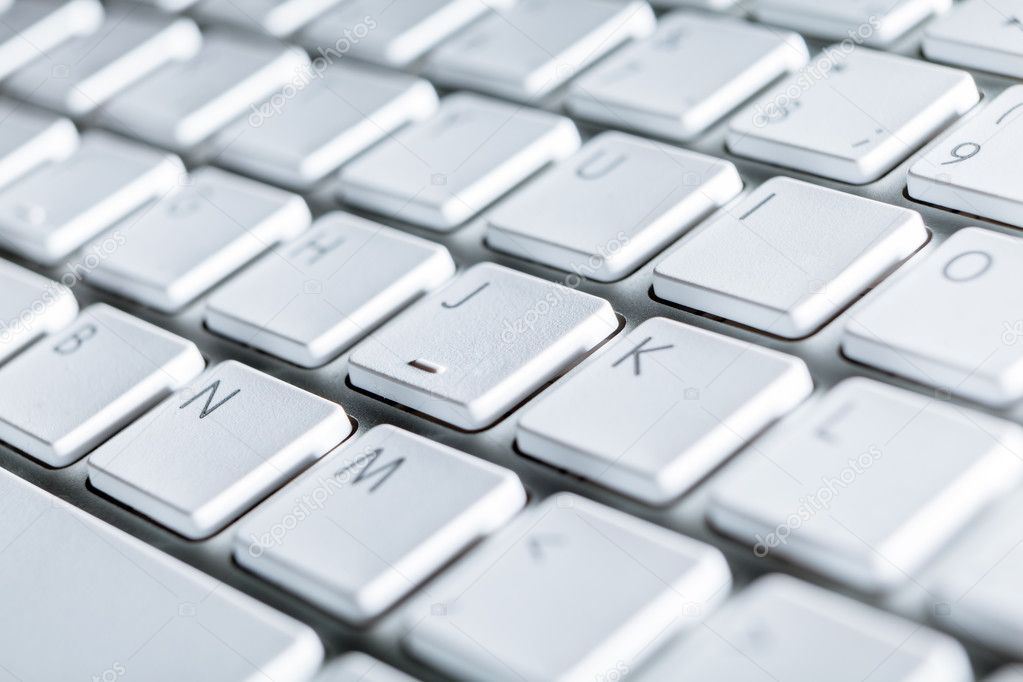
[0,97,78,189]
[300,0,504,68]
[406,493,731,682]
[654,177,928,338]
[215,64,437,191]
[486,131,742,281]
[929,492,1023,657]
[194,0,342,37]
[924,0,1023,78]
[0,466,322,682]
[0,0,103,81]
[87,167,309,313]
[90,360,350,539]
[0,303,203,466]
[754,0,951,47]
[909,86,1023,228]
[339,93,580,231]
[349,263,617,430]
[0,131,183,265]
[988,668,1023,682]
[568,13,808,142]
[634,574,971,682]
[206,212,454,368]
[728,48,979,184]
[99,31,310,152]
[425,0,656,101]
[519,317,811,505]
[5,8,201,116]
[316,654,418,682]
[709,377,1023,592]
[237,425,525,623]
[844,227,1023,406]
[0,259,77,364]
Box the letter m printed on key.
[179,380,240,419]
[335,448,405,493]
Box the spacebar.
[0,467,322,681]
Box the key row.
[1,2,1002,200]
[9,431,992,682]
[140,0,1023,84]
[3,4,1019,237]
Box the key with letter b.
[0,304,203,467]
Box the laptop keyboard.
[0,0,1022,680]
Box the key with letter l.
[708,377,1023,592]
[89,360,351,539]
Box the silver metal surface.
[1,10,1018,679]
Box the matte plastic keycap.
[5,7,201,116]
[206,212,454,368]
[237,425,525,623]
[654,176,928,337]
[0,0,103,81]
[633,574,972,682]
[0,130,184,265]
[425,0,655,101]
[215,64,437,191]
[518,317,812,504]
[486,131,742,281]
[843,227,1023,407]
[99,31,310,151]
[924,0,1023,78]
[193,0,343,37]
[299,0,507,68]
[87,166,310,313]
[928,491,1023,658]
[0,97,78,190]
[909,86,1023,228]
[0,465,323,681]
[339,93,580,231]
[709,377,1023,591]
[349,262,617,430]
[728,47,978,183]
[0,258,77,364]
[0,303,204,466]
[754,0,951,47]
[89,360,350,539]
[405,493,732,682]
[568,13,808,141]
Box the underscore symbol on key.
[612,336,674,376]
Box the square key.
[348,262,617,430]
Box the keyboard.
[2,0,1023,680]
